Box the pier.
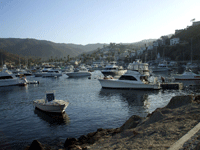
[160,82,183,90]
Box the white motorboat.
[101,61,127,77]
[33,91,69,113]
[34,66,52,77]
[98,60,160,90]
[42,69,62,77]
[0,64,25,87]
[66,66,91,77]
[173,69,200,80]
[151,61,170,72]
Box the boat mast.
[191,38,193,64]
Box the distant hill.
[0,38,105,60]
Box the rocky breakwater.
[25,95,200,150]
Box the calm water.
[0,71,199,149]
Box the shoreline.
[25,94,200,150]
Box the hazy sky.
[1,0,200,45]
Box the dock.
[160,82,183,90]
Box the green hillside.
[0,38,105,60]
[144,24,200,62]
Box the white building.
[170,38,180,45]
[192,21,200,26]
[147,45,153,50]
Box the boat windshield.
[119,75,137,81]
[46,93,55,102]
[0,76,14,79]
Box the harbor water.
[0,70,199,149]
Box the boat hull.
[66,72,91,77]
[33,100,69,113]
[151,68,169,72]
[174,76,200,80]
[0,79,20,87]
[98,79,160,90]
[42,73,62,77]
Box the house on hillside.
[153,39,162,47]
[170,38,180,45]
[175,29,184,35]
[192,21,200,26]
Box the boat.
[42,69,62,77]
[66,66,91,77]
[0,64,26,87]
[173,68,200,80]
[101,61,127,77]
[33,91,69,113]
[98,60,161,90]
[150,61,170,72]
[34,66,53,77]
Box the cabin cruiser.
[0,64,26,87]
[172,68,200,80]
[66,66,91,77]
[34,66,53,77]
[42,69,62,77]
[33,91,69,113]
[150,61,170,72]
[98,60,160,90]
[101,62,127,77]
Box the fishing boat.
[150,61,170,72]
[42,69,62,77]
[33,91,69,113]
[173,68,200,80]
[98,60,160,90]
[66,66,91,77]
[0,64,26,87]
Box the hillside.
[0,38,105,60]
[141,24,200,62]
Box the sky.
[0,0,200,45]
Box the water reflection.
[100,88,158,103]
[34,108,70,126]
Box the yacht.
[0,65,22,87]
[98,60,160,90]
[42,69,62,77]
[173,68,200,80]
[34,66,52,77]
[101,62,127,77]
[150,61,170,72]
[66,66,91,77]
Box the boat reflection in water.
[34,108,70,125]
[98,89,160,117]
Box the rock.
[144,108,165,125]
[28,140,44,150]
[78,135,88,144]
[120,115,142,131]
[64,138,78,149]
[194,95,200,104]
[165,95,193,109]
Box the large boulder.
[165,95,193,109]
[28,140,44,150]
[64,138,78,149]
[144,108,165,125]
[120,115,142,131]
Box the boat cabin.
[46,92,55,102]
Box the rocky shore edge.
[25,94,200,150]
